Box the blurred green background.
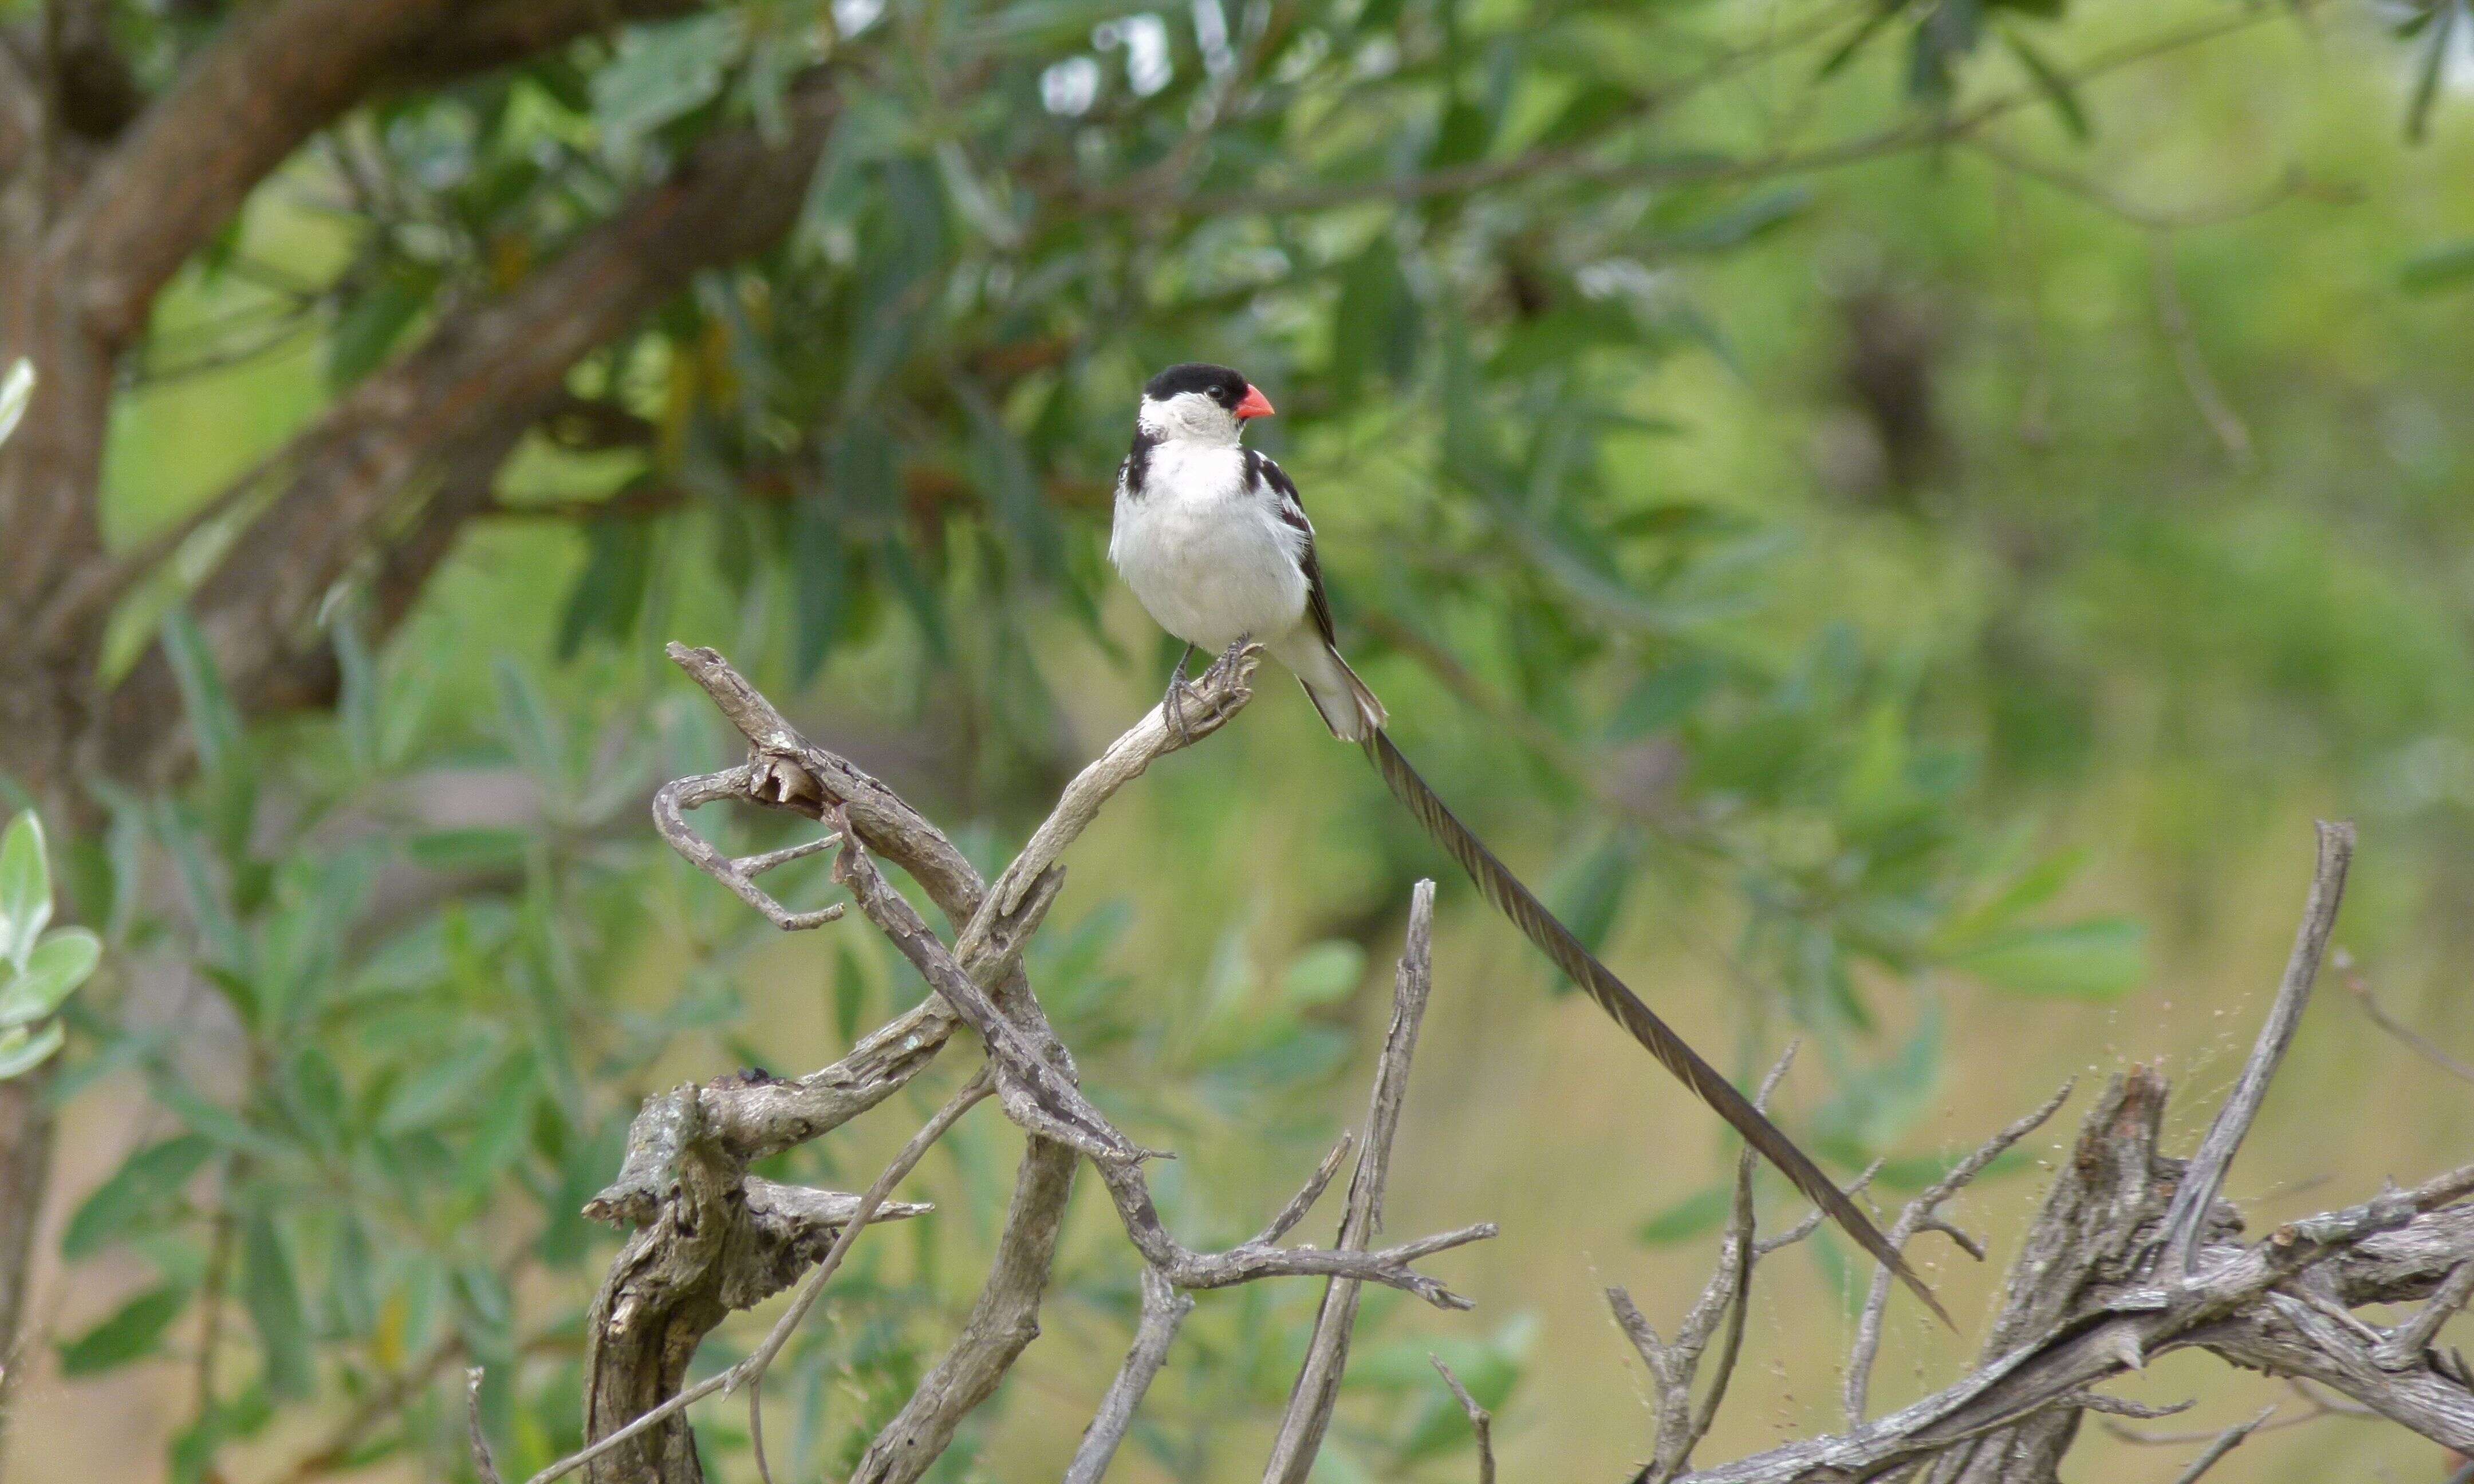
[7,0,2474,1478]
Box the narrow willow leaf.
[59,1283,190,1375]
[2401,238,2474,293]
[242,1211,314,1398]
[64,1135,215,1260]
[2002,30,2091,141]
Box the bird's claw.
[1164,675,1206,746]
[1200,636,1250,685]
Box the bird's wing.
[1246,449,1339,649]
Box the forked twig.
[652,767,845,930]
[1845,1080,2073,1423]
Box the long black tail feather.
[1361,727,1949,1326]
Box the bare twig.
[1846,1081,2073,1423]
[1251,1135,1354,1247]
[1064,1268,1195,1484]
[830,810,1137,1165]
[1431,1356,1497,1484]
[2147,229,2254,467]
[2160,820,2354,1275]
[1967,136,2343,232]
[2339,949,2474,1087]
[1619,1045,1809,1483]
[1263,879,1441,1483]
[2168,1406,2277,1484]
[652,769,845,930]
[748,1375,774,1484]
[467,1368,503,1484]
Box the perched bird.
[1110,362,1942,1320]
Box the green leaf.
[2001,30,2090,141]
[0,928,100,1028]
[64,1135,215,1260]
[555,515,653,659]
[1937,848,2083,945]
[1636,1184,1731,1245]
[0,811,53,970]
[790,501,849,684]
[1656,187,1816,253]
[156,1079,294,1163]
[2401,239,2474,294]
[1948,917,2146,998]
[379,1039,503,1135]
[326,263,440,389]
[493,661,567,791]
[593,10,746,149]
[0,1021,65,1080]
[242,1211,313,1398]
[1544,834,1638,987]
[404,829,531,873]
[2406,1,2459,141]
[160,609,244,780]
[0,358,31,449]
[1609,654,1723,740]
[1281,941,1367,1009]
[58,1283,190,1375]
[834,943,869,1044]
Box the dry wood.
[1064,1268,1196,1484]
[2158,818,2353,1274]
[1431,1356,1497,1484]
[558,644,1487,1484]
[1262,879,1441,1482]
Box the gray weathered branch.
[567,644,1488,1484]
[1263,878,1442,1482]
[1553,824,2474,1484]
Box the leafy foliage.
[0,812,101,1082]
[20,0,2471,1475]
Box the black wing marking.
[1246,449,1338,649]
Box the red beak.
[1234,385,1275,420]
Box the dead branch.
[560,643,1488,1484]
[2160,819,2353,1273]
[1498,822,2474,1484]
[1846,1083,2075,1424]
[1065,1268,1196,1484]
[1432,1356,1498,1484]
[1263,878,1443,1482]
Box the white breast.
[1110,443,1311,653]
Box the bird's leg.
[1161,643,1198,744]
[1202,634,1251,684]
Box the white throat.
[1137,391,1243,447]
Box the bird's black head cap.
[1144,362,1251,409]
